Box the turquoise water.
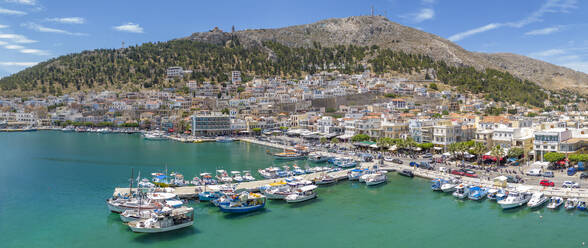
[0,131,586,248]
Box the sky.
[0,0,587,78]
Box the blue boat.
[431,178,446,191]
[468,186,488,201]
[577,201,587,211]
[348,168,366,180]
[218,192,266,213]
[334,158,357,168]
[198,191,222,201]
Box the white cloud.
[0,7,26,15]
[0,61,38,66]
[22,22,87,36]
[524,26,561,35]
[448,0,577,41]
[0,40,6,45]
[562,61,588,73]
[422,0,435,3]
[5,0,36,5]
[0,24,8,28]
[46,17,85,24]
[529,49,566,57]
[4,44,24,50]
[401,8,434,23]
[19,48,48,55]
[0,33,36,43]
[113,22,144,33]
[448,23,502,41]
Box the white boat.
[285,185,317,203]
[258,167,281,179]
[441,183,457,193]
[231,171,244,182]
[138,178,155,188]
[365,173,387,186]
[120,209,155,223]
[128,206,194,233]
[308,152,330,163]
[313,174,337,185]
[262,181,291,200]
[565,198,579,210]
[242,171,255,181]
[498,191,532,209]
[527,192,549,209]
[348,169,366,181]
[143,131,165,140]
[216,136,233,143]
[106,197,160,213]
[216,170,233,184]
[452,184,470,199]
[547,197,564,209]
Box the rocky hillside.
[186,16,588,94]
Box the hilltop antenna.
[371,5,374,16]
[121,41,125,49]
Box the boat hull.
[129,221,194,233]
[219,203,265,213]
[286,193,316,203]
[366,179,386,186]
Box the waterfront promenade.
[113,137,588,200]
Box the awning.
[434,147,443,150]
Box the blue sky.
[0,0,587,78]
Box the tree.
[544,152,565,163]
[320,137,327,144]
[251,128,262,134]
[442,110,449,115]
[417,142,434,151]
[221,108,229,115]
[490,145,505,167]
[569,154,588,164]
[507,147,524,159]
[469,142,487,165]
[331,138,340,144]
[351,134,370,142]
[429,83,438,91]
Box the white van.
[526,168,542,176]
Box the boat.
[497,191,532,209]
[468,186,488,201]
[242,171,255,181]
[106,197,160,213]
[143,130,165,140]
[128,206,194,233]
[120,209,154,223]
[285,185,318,203]
[495,189,509,201]
[216,170,233,184]
[258,167,281,179]
[291,165,306,176]
[231,171,244,182]
[441,180,458,193]
[218,192,266,213]
[452,184,470,199]
[61,126,75,132]
[262,181,290,200]
[431,178,445,191]
[348,168,366,181]
[152,173,172,187]
[198,191,222,201]
[215,136,234,143]
[486,188,499,200]
[333,158,357,168]
[578,201,587,211]
[308,152,330,163]
[199,172,217,185]
[564,198,578,210]
[138,178,155,188]
[546,197,564,209]
[313,174,337,185]
[398,169,414,177]
[273,151,306,160]
[527,192,549,209]
[365,173,387,186]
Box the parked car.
[526,168,542,176]
[580,172,588,179]
[543,171,554,178]
[422,153,433,158]
[464,169,478,178]
[506,176,521,183]
[567,167,577,176]
[540,179,555,187]
[392,158,403,164]
[451,169,466,176]
[562,181,580,188]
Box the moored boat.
[564,198,578,210]
[285,185,317,203]
[313,174,337,185]
[468,186,488,201]
[215,136,233,143]
[577,201,587,211]
[128,206,194,233]
[273,151,306,160]
[308,152,330,163]
[365,173,387,186]
[546,197,564,209]
[348,168,366,181]
[452,184,470,199]
[218,192,266,213]
[527,192,549,209]
[497,191,531,209]
[242,171,255,181]
[398,169,414,177]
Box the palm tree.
[490,145,505,167]
[469,142,487,165]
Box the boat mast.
[130,168,134,196]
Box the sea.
[0,131,586,248]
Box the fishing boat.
[527,192,549,209]
[313,174,337,185]
[138,178,155,188]
[199,173,218,185]
[198,191,222,201]
[152,173,172,187]
[262,181,290,200]
[242,171,255,181]
[218,192,266,213]
[216,170,233,184]
[215,136,233,143]
[441,181,457,193]
[106,197,160,213]
[333,158,357,168]
[546,197,564,209]
[497,191,532,209]
[258,167,281,179]
[452,184,470,199]
[285,185,317,203]
[231,171,244,182]
[564,198,578,210]
[128,206,194,233]
[486,188,499,200]
[495,189,509,201]
[348,168,366,181]
[120,199,183,222]
[431,178,446,191]
[170,173,188,187]
[308,152,330,163]
[365,173,387,186]
[398,169,414,177]
[292,165,306,175]
[273,151,306,160]
[577,201,587,211]
[468,186,488,201]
